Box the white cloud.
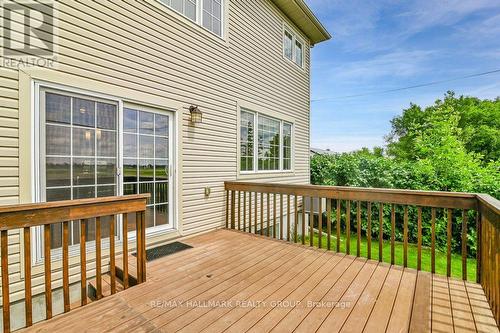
[317,50,436,81]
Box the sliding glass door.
[39,88,173,254]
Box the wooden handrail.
[224,181,477,209]
[0,195,149,332]
[224,181,499,326]
[0,194,150,229]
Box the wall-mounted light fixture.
[189,105,203,124]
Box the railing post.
[23,227,32,327]
[2,230,10,333]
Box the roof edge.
[271,0,332,45]
[296,0,332,43]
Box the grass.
[304,231,476,281]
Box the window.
[283,27,304,68]
[240,109,293,173]
[283,122,292,170]
[258,115,281,171]
[294,40,303,67]
[240,110,255,172]
[202,0,222,36]
[284,30,293,61]
[162,0,196,20]
[160,0,223,37]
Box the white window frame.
[158,0,225,38]
[32,83,177,264]
[240,108,294,174]
[283,24,305,69]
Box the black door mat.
[133,242,193,262]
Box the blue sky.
[306,0,500,152]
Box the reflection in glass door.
[123,108,171,231]
[41,90,118,249]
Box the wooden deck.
[28,230,499,333]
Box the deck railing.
[0,194,149,332]
[224,181,499,325]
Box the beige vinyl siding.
[0,0,312,302]
[0,68,22,295]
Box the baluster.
[96,217,102,299]
[238,191,241,231]
[431,208,436,274]
[267,193,271,237]
[44,224,52,319]
[417,207,422,271]
[243,192,247,232]
[403,207,408,267]
[327,199,331,251]
[379,203,383,262]
[141,211,146,281]
[62,221,70,312]
[475,212,480,283]
[301,196,306,245]
[225,190,229,229]
[80,220,88,303]
[249,192,252,234]
[356,201,361,257]
[23,227,32,327]
[309,197,314,247]
[280,194,284,240]
[273,193,277,238]
[461,210,468,281]
[346,201,350,255]
[391,205,395,265]
[260,193,264,235]
[136,212,143,283]
[2,230,10,332]
[336,200,341,252]
[122,215,129,289]
[447,208,452,277]
[110,215,116,294]
[287,195,291,242]
[254,192,257,234]
[231,191,236,229]
[318,198,323,249]
[367,203,372,260]
[294,195,298,243]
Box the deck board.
[26,230,499,333]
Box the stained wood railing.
[224,181,499,325]
[0,195,148,332]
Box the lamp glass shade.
[190,107,202,123]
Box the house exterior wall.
[0,0,311,303]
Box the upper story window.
[283,26,304,68]
[160,0,223,37]
[240,109,293,173]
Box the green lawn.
[305,231,476,281]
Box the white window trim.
[32,83,177,264]
[239,108,294,174]
[156,0,225,39]
[283,24,305,69]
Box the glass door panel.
[42,90,118,249]
[123,108,171,231]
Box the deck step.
[88,274,125,301]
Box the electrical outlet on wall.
[204,187,211,197]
